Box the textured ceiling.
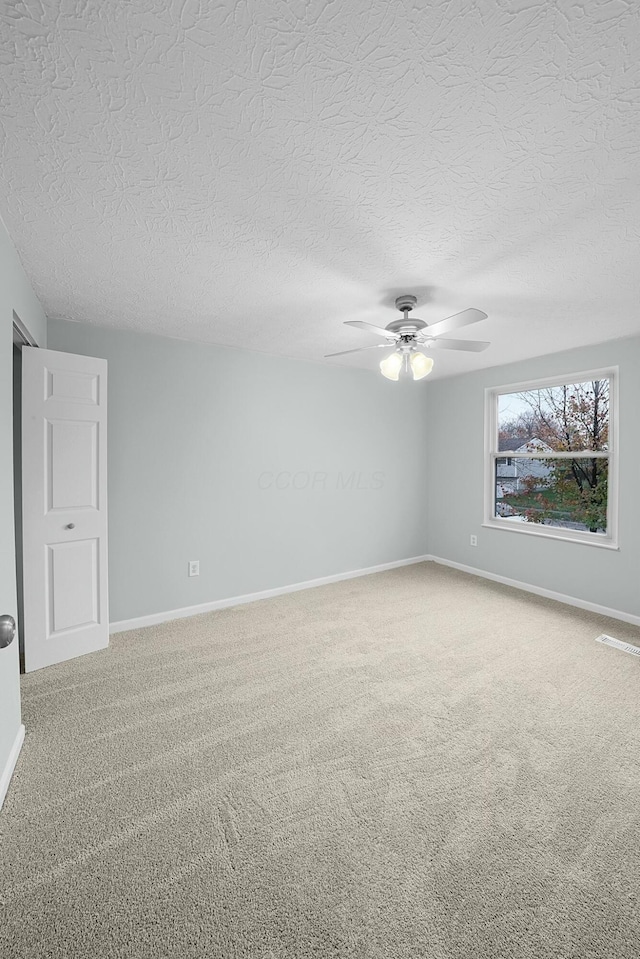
[1,0,639,378]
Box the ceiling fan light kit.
[326,294,490,381]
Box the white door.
[22,348,108,672]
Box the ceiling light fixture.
[325,294,490,382]
[380,348,434,381]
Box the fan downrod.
[386,294,426,334]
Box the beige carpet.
[2,562,640,958]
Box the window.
[484,369,618,548]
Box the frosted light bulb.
[410,351,434,380]
[379,351,403,380]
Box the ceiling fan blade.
[423,308,488,338]
[344,320,397,339]
[324,343,396,358]
[422,337,490,352]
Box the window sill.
[481,520,619,550]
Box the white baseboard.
[109,554,432,633]
[110,551,639,635]
[429,555,640,627]
[0,724,25,812]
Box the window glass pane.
[494,456,608,534]
[498,379,609,453]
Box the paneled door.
[22,348,108,672]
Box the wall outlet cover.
[188,560,200,577]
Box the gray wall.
[47,320,640,628]
[0,217,46,786]
[48,320,430,623]
[426,335,640,618]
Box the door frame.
[12,310,39,348]
[12,309,41,673]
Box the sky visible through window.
[498,391,533,424]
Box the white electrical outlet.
[469,535,478,547]
[188,560,200,577]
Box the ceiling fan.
[325,295,490,380]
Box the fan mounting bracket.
[394,294,418,312]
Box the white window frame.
[483,367,619,549]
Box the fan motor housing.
[385,318,427,335]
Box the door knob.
[0,615,16,649]
[65,523,75,530]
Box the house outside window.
[484,369,618,548]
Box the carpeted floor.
[2,562,640,958]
